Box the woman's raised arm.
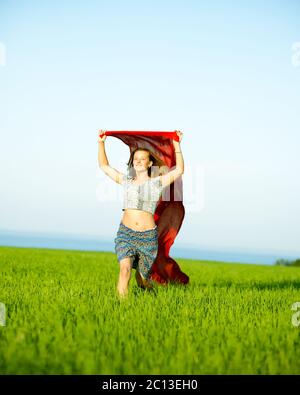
[159,130,184,188]
[98,130,125,184]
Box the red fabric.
[99,130,189,286]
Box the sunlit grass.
[0,246,300,374]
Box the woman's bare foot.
[135,271,155,291]
[116,284,129,299]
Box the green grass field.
[0,246,300,374]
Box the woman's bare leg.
[135,270,145,288]
[117,257,133,298]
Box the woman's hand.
[174,130,183,143]
[98,129,107,143]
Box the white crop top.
[121,174,164,215]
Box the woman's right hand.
[98,129,107,143]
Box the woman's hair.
[126,147,167,178]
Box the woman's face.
[133,151,151,172]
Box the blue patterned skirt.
[114,222,158,280]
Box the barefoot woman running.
[98,130,184,298]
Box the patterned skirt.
[114,222,159,280]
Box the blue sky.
[0,0,300,255]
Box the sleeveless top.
[121,174,164,215]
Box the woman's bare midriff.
[121,209,156,231]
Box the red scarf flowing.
[99,130,189,286]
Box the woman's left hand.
[174,130,183,143]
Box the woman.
[98,129,184,298]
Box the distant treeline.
[275,258,300,267]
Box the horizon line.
[0,227,299,258]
